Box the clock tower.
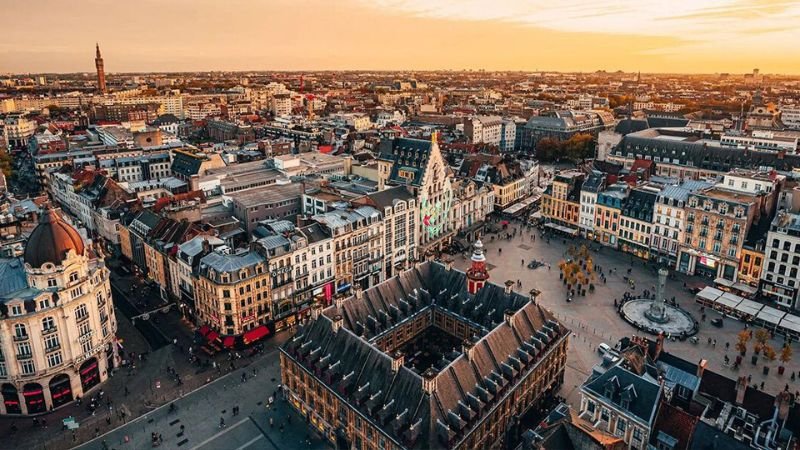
[466,240,490,294]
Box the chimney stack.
[504,280,515,295]
[697,359,707,379]
[735,376,748,405]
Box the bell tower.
[95,43,107,94]
[466,240,490,294]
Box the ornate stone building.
[0,209,118,415]
[280,260,568,450]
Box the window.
[42,317,55,332]
[44,334,60,351]
[587,401,596,413]
[20,360,35,375]
[47,278,57,288]
[633,428,643,441]
[75,304,88,321]
[600,408,610,422]
[616,418,627,435]
[11,305,22,316]
[47,352,63,368]
[14,323,27,339]
[69,272,79,283]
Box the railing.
[16,353,33,361]
[13,334,29,342]
[76,313,89,323]
[42,326,58,336]
[45,344,61,353]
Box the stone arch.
[49,373,73,408]
[22,383,46,414]
[1,383,21,414]
[79,357,100,392]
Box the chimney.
[462,340,475,361]
[332,314,343,333]
[422,368,437,394]
[391,351,405,372]
[529,288,541,304]
[202,238,211,254]
[735,376,748,405]
[353,285,364,301]
[504,309,515,328]
[334,295,345,310]
[697,359,707,379]
[443,257,453,271]
[776,390,792,421]
[654,332,665,359]
[504,280,515,295]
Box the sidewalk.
[0,302,290,450]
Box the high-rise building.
[95,43,107,95]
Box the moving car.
[711,318,724,328]
[597,343,612,355]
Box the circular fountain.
[619,268,698,337]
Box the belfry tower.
[95,43,107,94]
[466,240,490,294]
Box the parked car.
[597,343,612,355]
[711,318,724,328]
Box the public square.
[452,223,800,407]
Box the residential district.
[2,52,800,450]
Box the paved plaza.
[452,223,800,407]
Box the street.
[74,348,329,450]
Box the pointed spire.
[431,130,437,146]
[96,42,101,58]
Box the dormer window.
[47,278,57,288]
[69,272,79,283]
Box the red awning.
[223,336,235,348]
[198,325,211,337]
[243,325,270,345]
[501,220,510,225]
[206,331,220,343]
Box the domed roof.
[24,208,85,268]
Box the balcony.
[45,344,61,353]
[716,222,724,229]
[16,353,33,361]
[13,334,29,342]
[75,313,89,323]
[42,326,58,336]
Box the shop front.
[49,374,73,408]
[22,383,46,414]
[79,357,101,392]
[2,383,21,414]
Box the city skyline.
[2,0,799,74]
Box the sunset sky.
[2,0,799,74]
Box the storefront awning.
[243,325,270,345]
[544,222,579,236]
[206,330,220,343]
[223,336,235,348]
[198,325,211,337]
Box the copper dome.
[24,208,86,268]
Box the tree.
[755,329,770,345]
[736,330,751,354]
[535,138,561,162]
[780,345,793,364]
[562,133,595,162]
[764,345,777,362]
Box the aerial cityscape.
[2,2,800,450]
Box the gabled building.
[280,261,569,450]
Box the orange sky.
[1,0,799,74]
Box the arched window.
[14,323,27,338]
[69,272,79,283]
[74,304,88,321]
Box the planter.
[751,355,758,365]
[763,366,770,376]
[779,366,785,375]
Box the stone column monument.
[645,268,669,324]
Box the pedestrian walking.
[270,417,274,428]
[220,417,226,428]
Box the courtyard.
[451,223,800,407]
